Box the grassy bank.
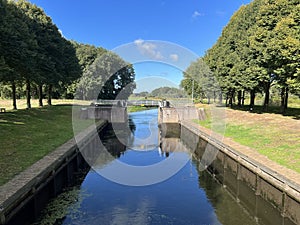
[0,99,90,111]
[195,104,300,173]
[127,106,157,113]
[0,104,94,186]
[0,100,155,185]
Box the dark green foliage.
[150,86,187,98]
[181,58,220,103]
[0,1,134,106]
[186,0,300,112]
[76,51,135,100]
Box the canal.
[33,109,296,225]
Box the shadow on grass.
[0,105,74,125]
[230,105,300,120]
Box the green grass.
[0,105,95,186]
[195,119,270,148]
[194,110,300,173]
[0,99,91,111]
[127,106,156,113]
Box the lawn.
[0,99,156,185]
[127,105,157,113]
[0,102,95,186]
[195,103,300,173]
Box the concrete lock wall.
[179,122,300,225]
[0,121,108,225]
[84,107,127,123]
[158,106,205,123]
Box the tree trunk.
[237,90,242,106]
[213,91,217,103]
[12,81,17,110]
[47,84,52,106]
[225,93,228,107]
[242,91,245,106]
[26,79,31,109]
[263,82,270,111]
[219,92,223,105]
[250,90,255,112]
[38,84,43,107]
[232,91,236,105]
[229,93,233,108]
[284,87,289,110]
[229,90,234,108]
[280,87,289,114]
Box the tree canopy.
[149,87,187,99]
[182,0,300,112]
[76,51,136,100]
[0,0,136,108]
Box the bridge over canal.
[82,99,204,124]
[92,99,161,107]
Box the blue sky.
[29,0,251,92]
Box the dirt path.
[195,106,300,183]
[226,109,300,135]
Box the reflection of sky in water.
[120,109,164,166]
[63,161,220,225]
[58,109,260,225]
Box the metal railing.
[92,100,160,107]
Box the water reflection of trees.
[100,120,136,158]
[128,118,136,134]
[193,159,257,225]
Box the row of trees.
[181,0,300,112]
[0,0,81,109]
[0,0,136,109]
[132,87,187,99]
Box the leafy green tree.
[68,43,107,99]
[77,52,136,100]
[249,0,300,111]
[200,0,299,113]
[181,57,220,104]
[113,64,136,100]
[150,87,186,98]
[272,2,300,111]
[16,0,81,106]
[0,0,37,109]
[73,42,106,73]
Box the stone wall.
[180,122,300,225]
[158,106,205,123]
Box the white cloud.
[192,11,204,19]
[134,39,144,46]
[169,54,179,62]
[134,39,164,60]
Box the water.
[34,109,292,225]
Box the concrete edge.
[0,120,108,218]
[181,120,300,203]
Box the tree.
[203,1,264,108]
[272,3,300,112]
[249,0,300,111]
[69,43,107,99]
[16,0,81,106]
[0,0,37,109]
[181,57,220,104]
[199,0,300,113]
[77,52,136,100]
[150,87,186,98]
[113,64,136,100]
